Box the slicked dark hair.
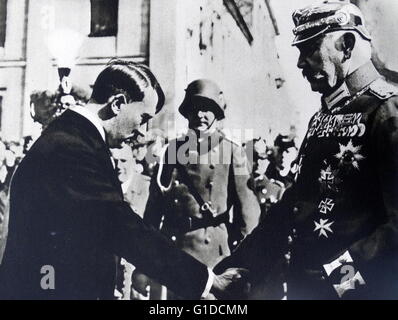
[91,59,165,114]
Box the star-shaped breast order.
[314,218,334,238]
[335,140,365,170]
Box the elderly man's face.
[297,34,346,94]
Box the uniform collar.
[322,61,380,111]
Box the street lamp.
[46,28,85,113]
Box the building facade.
[1,0,355,144]
[149,0,293,142]
[0,0,150,140]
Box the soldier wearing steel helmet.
[142,79,261,298]
[215,2,398,299]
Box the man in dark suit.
[0,60,245,300]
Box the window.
[0,0,7,47]
[89,0,118,37]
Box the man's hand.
[211,268,250,300]
[131,269,151,297]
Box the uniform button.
[209,164,215,170]
[261,188,268,195]
[285,251,291,261]
[174,199,179,204]
[171,236,177,242]
[293,206,299,214]
[174,180,180,186]
[260,198,266,204]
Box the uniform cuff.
[201,268,215,298]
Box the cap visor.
[292,27,329,46]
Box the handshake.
[130,267,251,300]
[207,268,251,300]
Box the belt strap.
[176,163,218,217]
[179,211,231,233]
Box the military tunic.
[215,62,398,299]
[144,129,261,269]
[287,62,398,299]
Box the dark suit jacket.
[0,110,208,300]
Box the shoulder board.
[368,78,398,100]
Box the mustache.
[302,69,326,80]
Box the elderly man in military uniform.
[215,2,398,299]
[141,79,260,298]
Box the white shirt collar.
[121,179,132,194]
[70,106,117,169]
[70,105,106,143]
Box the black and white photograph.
[0,0,397,303]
